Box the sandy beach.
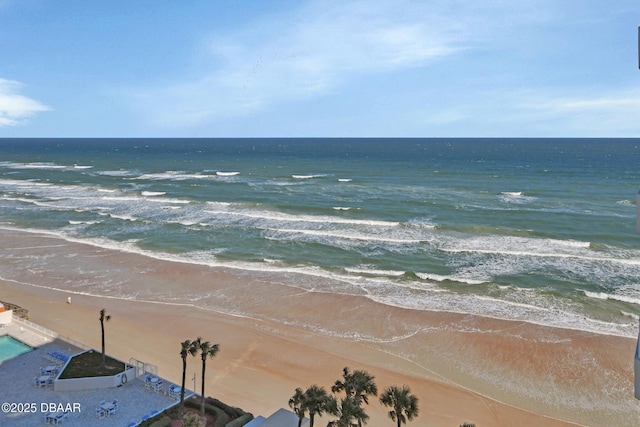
[1,229,638,426]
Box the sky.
[0,0,639,138]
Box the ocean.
[1,138,639,337]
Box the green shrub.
[148,416,172,427]
[205,397,246,419]
[225,413,254,427]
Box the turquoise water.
[1,138,639,336]
[0,335,33,362]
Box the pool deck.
[0,321,193,427]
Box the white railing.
[12,317,89,350]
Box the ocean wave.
[216,171,240,176]
[344,267,406,277]
[0,161,66,170]
[203,208,400,227]
[338,178,352,182]
[583,290,640,306]
[135,171,216,181]
[415,272,486,285]
[292,174,324,179]
[1,224,636,337]
[265,227,423,244]
[106,213,138,222]
[97,170,138,177]
[141,191,166,197]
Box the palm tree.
[305,385,335,427]
[179,339,198,418]
[99,309,111,367]
[327,396,369,427]
[289,387,307,427]
[379,385,419,427]
[194,337,220,416]
[332,367,377,427]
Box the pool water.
[0,335,33,362]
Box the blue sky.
[1,0,639,137]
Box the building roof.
[251,408,308,427]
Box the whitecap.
[338,178,352,182]
[345,267,405,277]
[216,171,240,176]
[415,272,486,285]
[141,191,166,197]
[583,290,640,305]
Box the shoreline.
[0,281,586,427]
[1,228,638,426]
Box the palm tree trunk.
[200,359,206,416]
[179,357,187,418]
[100,319,105,367]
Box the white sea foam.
[292,174,325,179]
[1,223,636,338]
[108,214,138,222]
[344,267,406,276]
[204,208,400,227]
[338,178,352,182]
[73,165,93,169]
[216,171,240,176]
[332,206,352,211]
[583,290,640,306]
[415,272,486,285]
[141,191,166,196]
[265,227,422,244]
[0,161,65,170]
[98,170,137,177]
[136,171,216,181]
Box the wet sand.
[1,229,637,426]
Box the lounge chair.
[154,380,163,393]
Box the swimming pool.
[0,335,33,362]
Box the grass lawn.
[58,350,127,379]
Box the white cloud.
[133,0,467,128]
[520,90,640,136]
[0,78,50,127]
